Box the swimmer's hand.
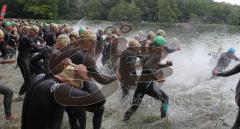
[166,61,173,66]
[75,64,90,80]
[176,47,181,51]
[62,58,72,68]
[212,69,219,76]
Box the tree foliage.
[15,0,59,19]
[1,0,240,25]
[108,0,141,22]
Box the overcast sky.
[214,0,240,5]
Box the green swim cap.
[4,21,12,28]
[153,36,166,46]
[10,21,17,26]
[79,27,85,34]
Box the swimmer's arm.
[75,53,117,84]
[52,34,57,44]
[217,64,240,77]
[31,42,44,51]
[158,64,169,68]
[88,68,116,85]
[233,55,240,61]
[164,47,176,53]
[158,61,173,68]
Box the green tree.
[108,1,141,22]
[189,13,201,23]
[101,0,121,19]
[57,0,89,19]
[227,8,240,25]
[16,0,59,19]
[133,0,158,21]
[85,0,104,20]
[154,0,179,23]
[2,0,240,26]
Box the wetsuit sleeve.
[86,63,117,85]
[71,52,116,85]
[4,32,11,45]
[164,46,176,53]
[84,54,116,85]
[52,35,57,44]
[102,44,110,56]
[31,42,44,51]
[217,64,240,77]
[127,55,138,75]
[158,64,170,68]
[31,47,52,64]
[233,55,240,61]
[88,68,116,85]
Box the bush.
[108,1,141,22]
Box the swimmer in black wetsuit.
[3,22,15,58]
[95,29,105,60]
[44,23,60,47]
[101,36,111,66]
[21,64,100,129]
[123,36,175,121]
[214,64,240,129]
[119,39,141,99]
[0,29,8,59]
[101,34,121,68]
[17,25,43,96]
[212,48,239,75]
[21,34,91,129]
[66,31,119,129]
[23,31,119,129]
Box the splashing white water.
[72,20,240,129]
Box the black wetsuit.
[4,30,15,57]
[65,81,106,129]
[4,30,15,48]
[0,82,13,117]
[95,33,105,60]
[119,48,139,98]
[216,64,240,129]
[17,35,42,95]
[21,74,64,129]
[44,30,57,47]
[66,50,116,129]
[101,42,111,65]
[21,66,114,129]
[213,52,240,73]
[22,72,106,129]
[0,40,8,59]
[31,45,115,129]
[30,46,53,75]
[71,50,116,84]
[10,30,18,54]
[123,52,169,121]
[109,43,120,72]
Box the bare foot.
[6,114,17,120]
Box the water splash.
[71,21,240,129]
